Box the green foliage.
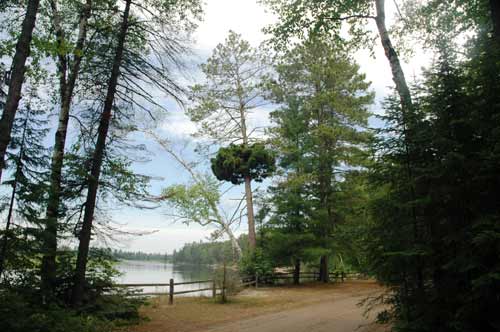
[187,31,268,145]
[211,143,276,185]
[261,0,375,50]
[0,248,143,332]
[366,30,500,332]
[162,175,221,225]
[112,249,170,262]
[263,36,373,275]
[238,248,274,278]
[172,236,249,265]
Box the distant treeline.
[112,249,171,262]
[172,235,248,265]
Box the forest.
[0,0,499,331]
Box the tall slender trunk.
[0,0,40,183]
[374,0,412,114]
[374,0,423,297]
[41,0,93,296]
[0,115,28,277]
[238,97,256,250]
[319,255,329,283]
[71,0,131,306]
[293,258,300,285]
[224,223,243,259]
[490,0,500,42]
[244,176,256,249]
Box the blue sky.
[104,0,431,253]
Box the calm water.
[115,260,215,297]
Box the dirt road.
[201,284,385,332]
[133,281,387,332]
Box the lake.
[115,260,215,297]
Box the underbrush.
[0,248,145,332]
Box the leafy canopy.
[211,144,276,185]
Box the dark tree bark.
[490,0,500,42]
[40,0,93,297]
[71,0,132,306]
[319,255,329,283]
[293,258,301,285]
[0,0,40,183]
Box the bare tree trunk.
[490,0,500,42]
[0,0,40,183]
[71,0,131,306]
[374,0,412,113]
[238,86,257,251]
[293,258,300,285]
[244,176,256,250]
[319,255,329,283]
[41,0,93,297]
[224,223,243,259]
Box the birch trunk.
[374,0,413,114]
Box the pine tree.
[0,90,49,278]
[267,37,373,282]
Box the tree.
[0,0,40,182]
[151,133,243,258]
[72,0,202,305]
[367,26,500,331]
[40,0,94,297]
[211,144,275,189]
[0,89,48,277]
[188,31,269,249]
[262,0,413,116]
[71,0,133,305]
[266,37,373,282]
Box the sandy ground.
[128,280,388,332]
[201,288,386,332]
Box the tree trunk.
[41,0,93,297]
[0,0,40,183]
[374,0,413,114]
[293,258,300,285]
[71,0,131,306]
[244,176,257,250]
[319,255,329,283]
[490,0,500,42]
[225,224,243,259]
[238,93,257,251]
[375,0,425,299]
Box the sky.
[108,0,432,254]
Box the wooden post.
[212,279,216,298]
[255,272,259,289]
[341,271,345,282]
[169,278,174,305]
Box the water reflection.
[115,260,215,297]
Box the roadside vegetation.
[0,1,499,332]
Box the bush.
[239,248,273,279]
[0,247,144,331]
